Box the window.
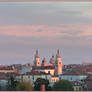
[21,75,23,80]
[48,71,50,74]
[79,87,82,91]
[32,75,34,80]
[28,75,30,79]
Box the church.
[32,49,63,76]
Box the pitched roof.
[32,66,55,70]
[0,66,14,70]
[62,71,87,76]
[22,71,50,75]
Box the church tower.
[42,58,47,66]
[55,49,62,75]
[34,50,41,67]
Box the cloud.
[0,25,63,38]
[0,24,92,44]
[0,24,92,42]
[0,2,92,26]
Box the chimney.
[41,84,45,91]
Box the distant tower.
[42,58,47,66]
[55,49,62,75]
[50,55,55,65]
[34,50,41,67]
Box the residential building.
[59,73,87,82]
[16,71,51,86]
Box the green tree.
[16,81,34,91]
[34,78,52,91]
[0,84,2,91]
[6,76,18,91]
[53,80,74,91]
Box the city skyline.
[0,2,92,64]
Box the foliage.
[34,78,52,91]
[0,84,2,91]
[6,76,18,91]
[53,80,74,91]
[16,81,34,91]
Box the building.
[16,71,51,86]
[85,74,92,91]
[51,75,59,86]
[0,65,17,73]
[34,50,41,67]
[33,66,55,75]
[19,65,31,74]
[55,49,63,75]
[32,49,63,75]
[0,72,20,90]
[16,49,63,86]
[72,81,84,91]
[59,73,87,82]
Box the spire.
[57,49,61,58]
[52,55,55,64]
[36,49,38,55]
[35,49,40,58]
[57,49,59,54]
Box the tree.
[53,80,74,91]
[16,81,34,91]
[0,84,2,91]
[6,76,18,91]
[34,78,52,91]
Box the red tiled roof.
[62,71,87,76]
[0,66,14,70]
[32,66,55,70]
[23,71,50,75]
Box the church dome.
[50,55,55,64]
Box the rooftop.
[32,66,55,70]
[22,71,51,75]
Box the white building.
[59,74,87,82]
[51,75,59,86]
[16,71,52,86]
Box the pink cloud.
[0,25,64,38]
[0,24,92,40]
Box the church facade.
[32,49,63,76]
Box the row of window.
[52,78,58,82]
